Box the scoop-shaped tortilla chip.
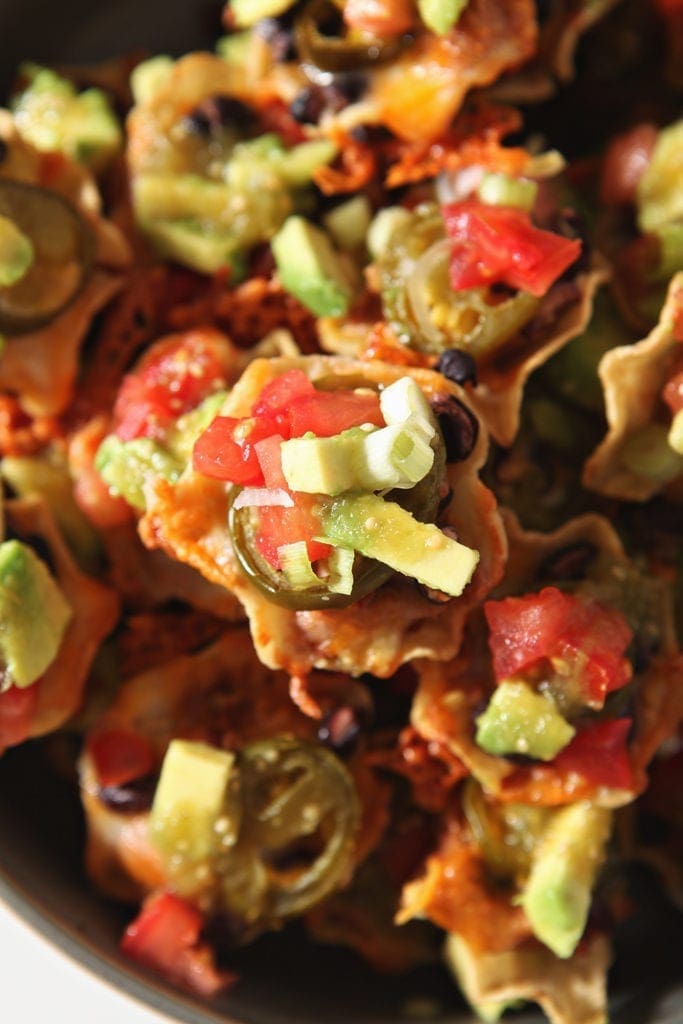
[0,112,131,417]
[584,272,683,501]
[411,510,681,806]
[79,629,316,900]
[322,263,608,449]
[0,495,119,752]
[445,930,611,1024]
[468,261,609,446]
[140,355,506,677]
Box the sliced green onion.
[477,172,538,212]
[326,546,355,596]
[278,541,323,590]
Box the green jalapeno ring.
[227,416,447,611]
[0,179,95,335]
[222,737,360,922]
[295,0,409,75]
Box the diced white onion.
[233,487,294,509]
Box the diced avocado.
[95,436,182,511]
[620,423,683,484]
[0,538,72,688]
[141,218,247,278]
[216,31,253,67]
[1,455,101,572]
[11,63,122,171]
[417,0,469,35]
[321,492,479,596]
[165,391,229,463]
[655,221,683,279]
[275,139,338,187]
[130,55,174,105]
[272,216,355,317]
[669,408,683,455]
[281,421,434,495]
[475,681,576,761]
[150,739,235,863]
[0,215,34,286]
[229,0,297,28]
[637,119,683,233]
[519,801,612,959]
[324,196,372,252]
[134,170,291,276]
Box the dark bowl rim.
[0,866,233,1024]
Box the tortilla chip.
[445,930,611,1024]
[359,0,537,145]
[583,273,683,501]
[488,0,624,106]
[398,813,532,953]
[0,114,131,417]
[469,261,609,447]
[1,495,119,750]
[102,523,244,620]
[140,355,507,677]
[412,510,679,806]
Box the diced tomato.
[192,415,281,485]
[122,891,233,997]
[87,727,157,789]
[344,0,416,36]
[255,434,289,489]
[442,201,582,298]
[252,369,315,422]
[288,391,384,438]
[114,331,231,442]
[0,683,38,752]
[484,587,633,707]
[255,495,331,568]
[551,718,634,791]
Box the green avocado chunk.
[281,421,434,496]
[519,801,612,959]
[320,492,479,596]
[229,0,296,27]
[475,680,576,761]
[95,436,182,511]
[0,215,34,287]
[150,739,236,864]
[271,215,354,317]
[0,538,72,688]
[417,0,469,34]
[11,63,122,171]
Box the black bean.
[431,395,479,462]
[538,541,598,582]
[0,138,7,163]
[98,772,158,814]
[289,85,330,124]
[435,348,478,387]
[184,95,253,135]
[317,705,362,753]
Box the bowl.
[0,2,681,1023]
